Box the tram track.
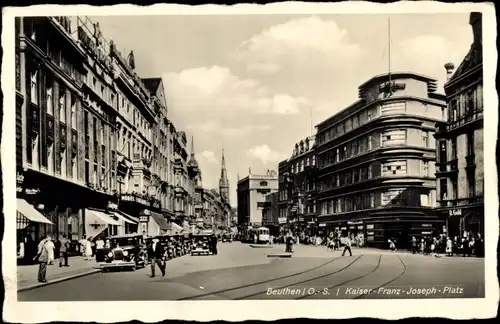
[233,255,364,300]
[297,255,383,299]
[178,256,344,300]
[353,254,407,299]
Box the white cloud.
[233,16,365,75]
[163,66,310,116]
[247,145,284,165]
[187,120,273,136]
[200,150,217,164]
[394,35,471,91]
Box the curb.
[267,253,292,258]
[18,269,102,293]
[250,244,274,248]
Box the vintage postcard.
[2,1,498,322]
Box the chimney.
[470,12,482,45]
[444,62,455,81]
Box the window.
[368,135,373,150]
[70,96,76,129]
[352,114,359,128]
[345,119,352,132]
[59,88,66,124]
[260,181,268,187]
[422,131,429,147]
[30,70,38,104]
[450,99,458,122]
[451,138,457,160]
[451,177,458,199]
[369,192,375,208]
[381,101,406,115]
[368,164,373,179]
[439,141,447,163]
[383,160,407,176]
[382,129,406,146]
[422,161,429,177]
[467,131,475,156]
[367,108,372,120]
[467,171,476,197]
[46,80,53,114]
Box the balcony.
[465,154,476,169]
[436,159,458,176]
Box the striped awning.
[17,199,53,229]
[86,209,121,226]
[111,211,138,224]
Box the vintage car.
[98,234,148,271]
[191,234,212,256]
[221,232,233,243]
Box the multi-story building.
[142,77,171,218]
[435,12,484,239]
[172,131,195,229]
[287,136,318,235]
[15,16,116,247]
[261,191,280,234]
[187,136,203,232]
[237,169,279,227]
[277,160,291,233]
[315,72,446,248]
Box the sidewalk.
[17,256,101,292]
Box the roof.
[445,44,482,88]
[141,77,162,95]
[358,71,438,92]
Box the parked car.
[221,233,233,243]
[97,234,148,271]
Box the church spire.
[219,148,230,204]
[187,135,199,169]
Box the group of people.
[31,234,71,283]
[410,234,484,257]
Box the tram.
[242,226,270,244]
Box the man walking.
[342,235,352,257]
[211,235,218,255]
[149,238,166,278]
[34,235,50,283]
[59,234,70,267]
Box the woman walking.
[84,237,93,261]
[446,237,453,256]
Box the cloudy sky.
[87,13,472,205]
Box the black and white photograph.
[2,2,498,322]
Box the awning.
[86,209,121,226]
[17,199,53,225]
[171,222,183,234]
[111,211,138,224]
[151,212,170,231]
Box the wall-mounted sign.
[449,209,462,216]
[278,217,287,224]
[121,194,149,206]
[319,223,326,227]
[139,216,149,223]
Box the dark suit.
[148,242,166,277]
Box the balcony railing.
[439,196,483,208]
[449,159,458,172]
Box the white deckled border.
[2,2,498,322]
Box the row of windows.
[318,188,430,216]
[448,84,483,124]
[292,139,313,156]
[317,105,378,146]
[290,156,316,174]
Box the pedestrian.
[84,237,93,261]
[388,239,396,252]
[446,237,453,256]
[96,236,105,250]
[105,238,111,249]
[46,236,55,265]
[148,238,166,278]
[342,235,352,257]
[411,237,417,254]
[34,236,50,283]
[212,235,218,255]
[461,237,468,257]
[59,234,70,267]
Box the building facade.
[15,16,199,248]
[287,136,318,235]
[315,72,446,248]
[277,160,291,232]
[237,169,279,227]
[261,191,280,233]
[435,12,484,239]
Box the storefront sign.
[120,194,149,206]
[278,217,287,224]
[347,221,363,225]
[357,226,363,230]
[25,188,40,195]
[422,223,433,227]
[139,215,149,223]
[366,224,374,230]
[319,223,326,227]
[449,209,462,216]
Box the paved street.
[18,242,484,301]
